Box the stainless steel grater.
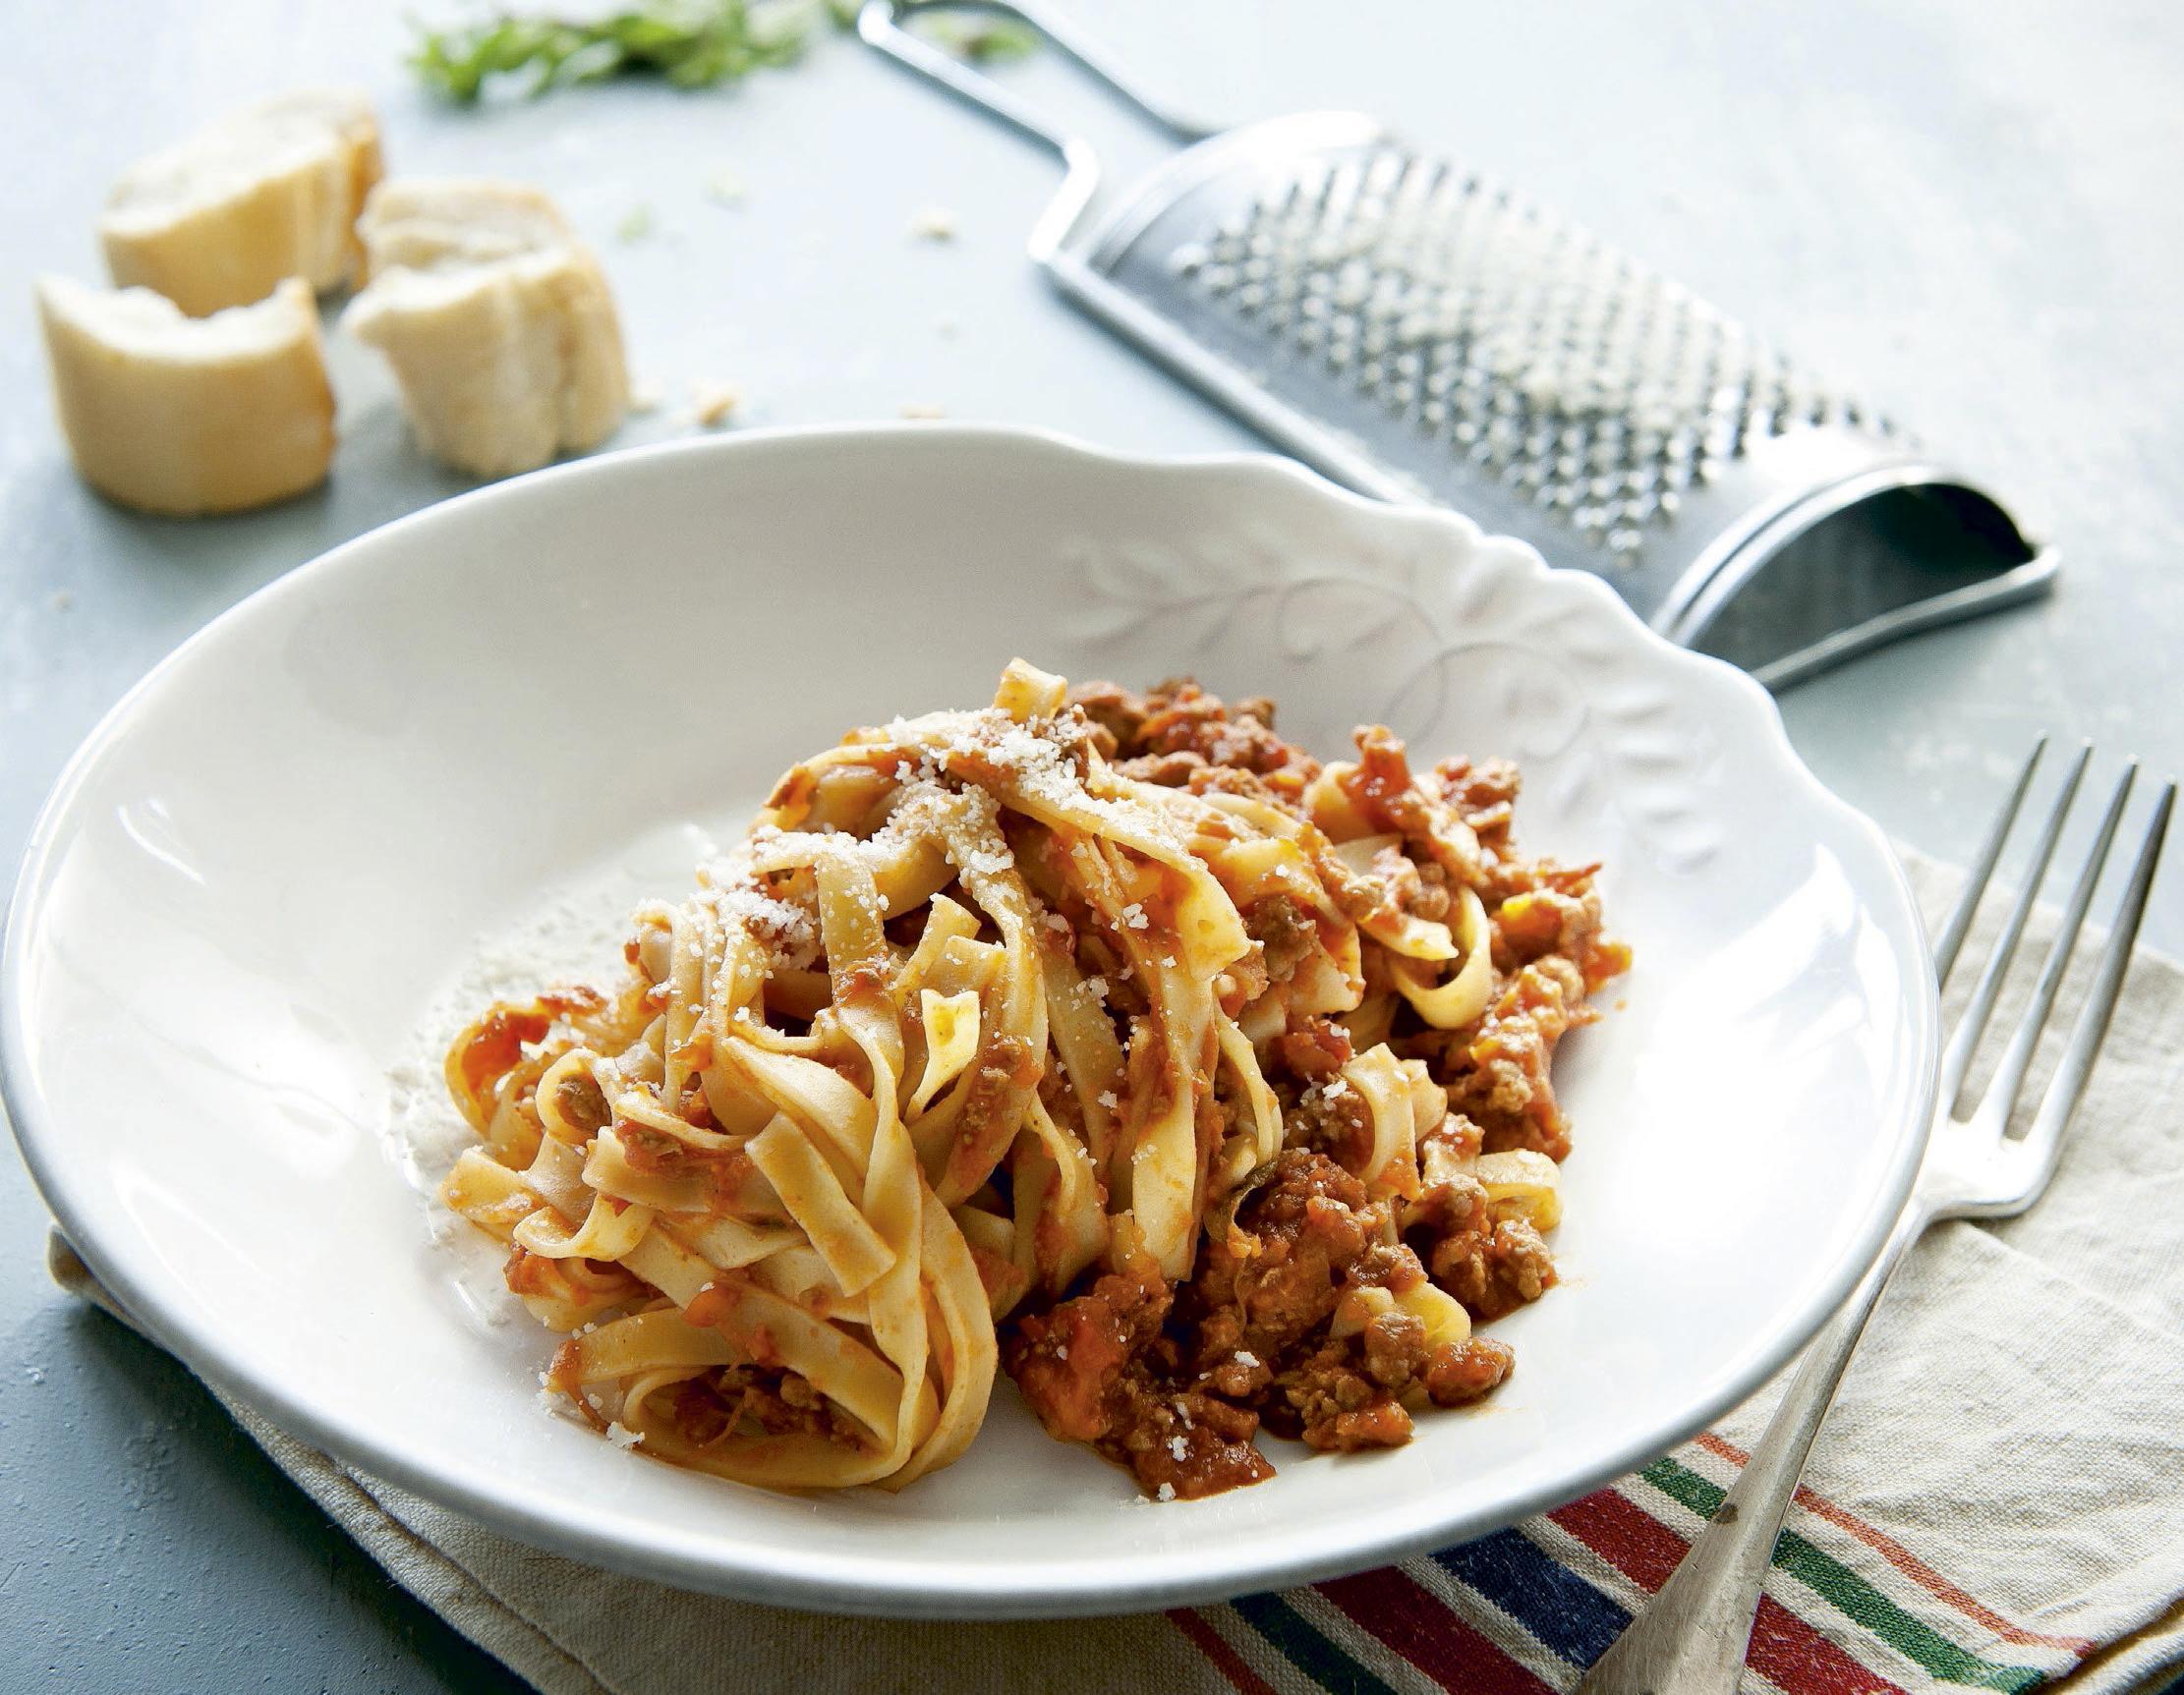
[861,1,2056,690]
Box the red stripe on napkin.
[1318,1566,1554,1694]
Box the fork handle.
[1577,1200,1933,1695]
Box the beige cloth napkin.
[48,853,2184,1695]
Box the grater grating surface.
[1166,142,1874,563]
[863,3,2054,689]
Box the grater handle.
[857,2,1217,256]
[859,2,1218,141]
[859,2,1075,161]
[857,1,1093,259]
[1003,1,1220,139]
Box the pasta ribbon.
[513,1190,654,1261]
[1473,1149,1563,1231]
[908,989,981,1117]
[1390,886,1495,1030]
[439,1147,541,1239]
[1340,1045,1422,1199]
[746,1114,896,1295]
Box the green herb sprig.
[410,0,1032,103]
[410,0,813,101]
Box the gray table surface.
[4,3,2180,1689]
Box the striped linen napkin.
[46,853,2184,1695]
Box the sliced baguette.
[38,275,335,516]
[343,179,629,480]
[101,89,382,316]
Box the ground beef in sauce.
[1434,755,1523,851]
[1283,1076,1374,1171]
[1244,893,1324,984]
[1276,1015,1353,1081]
[661,1366,876,1448]
[995,681,1624,1499]
[1417,959,1591,1160]
[1402,1155,1560,1323]
[1005,1153,1514,1494]
[1186,1153,1512,1445]
[1075,679,1319,799]
[1004,1256,1274,1499]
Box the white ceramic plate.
[2,425,1935,1618]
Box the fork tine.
[1972,763,2137,1128]
[1937,741,2091,1110]
[2014,780,2175,1186]
[1934,737,2045,986]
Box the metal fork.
[1578,741,2176,1695]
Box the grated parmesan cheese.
[707,876,821,970]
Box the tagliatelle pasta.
[438,662,1626,1498]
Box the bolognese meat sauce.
[995,681,1621,1498]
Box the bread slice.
[38,275,335,515]
[100,89,382,316]
[342,179,629,479]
